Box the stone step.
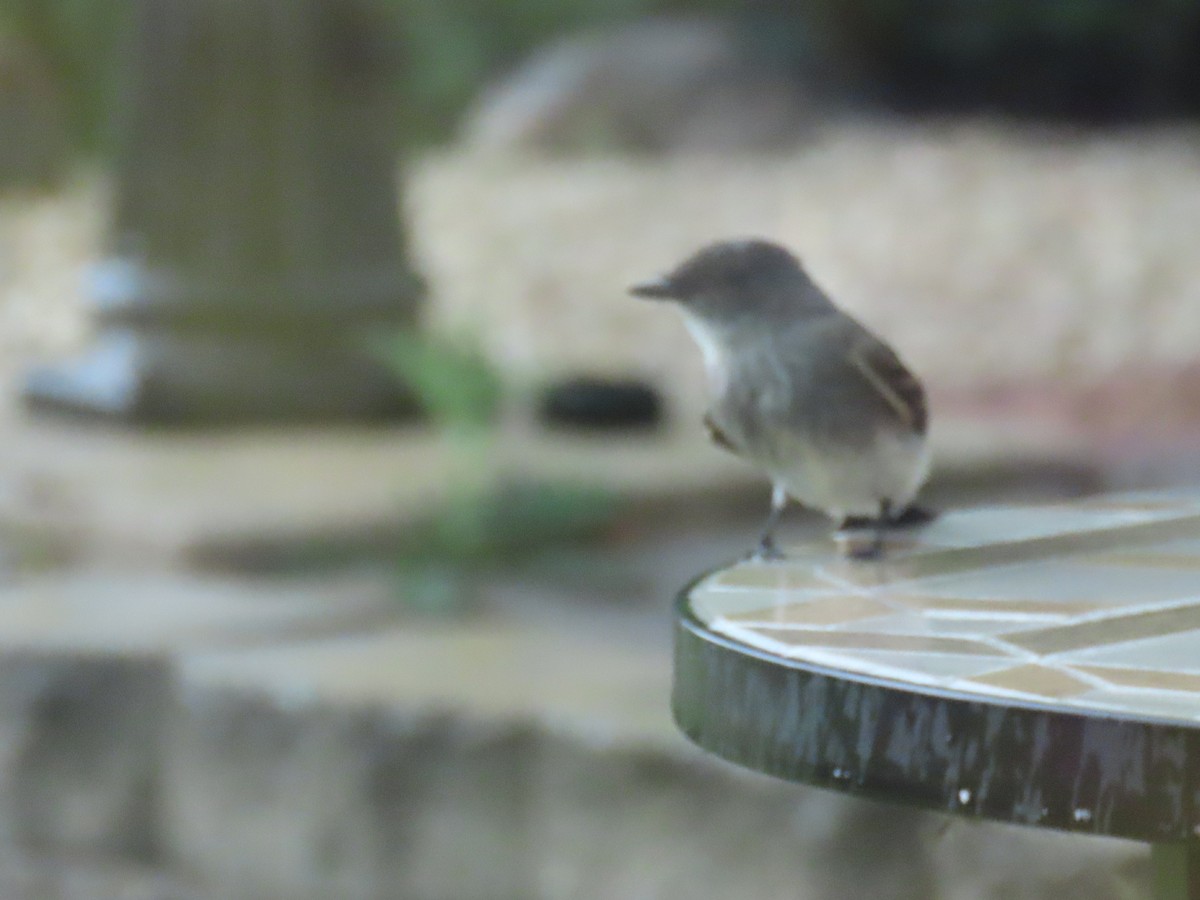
[0,606,1148,900]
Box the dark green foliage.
[379,329,620,615]
[2,0,1195,164]
[395,0,1200,127]
[407,479,619,565]
[0,0,750,160]
[390,0,734,143]
[395,477,620,615]
[384,330,504,427]
[796,0,1200,120]
[0,0,129,155]
[379,328,622,552]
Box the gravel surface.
[410,124,1200,421]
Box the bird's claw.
[844,540,885,562]
[835,527,886,561]
[838,505,937,533]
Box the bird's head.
[630,239,827,325]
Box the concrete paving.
[179,623,678,744]
[0,373,1137,899]
[0,379,1098,573]
[0,408,756,570]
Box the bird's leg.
[873,500,890,557]
[752,485,789,560]
[846,499,890,561]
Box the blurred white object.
[461,18,818,155]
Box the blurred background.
[0,0,1194,897]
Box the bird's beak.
[628,276,676,300]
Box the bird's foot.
[838,504,938,533]
[748,536,786,562]
[834,520,886,561]
[890,504,938,528]
[843,538,885,562]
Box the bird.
[630,238,933,560]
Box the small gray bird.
[631,239,932,559]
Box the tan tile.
[690,589,801,624]
[892,594,1106,618]
[1086,551,1200,570]
[1007,603,1200,655]
[830,649,1015,680]
[691,588,820,624]
[965,664,1092,698]
[749,628,1003,656]
[816,559,930,589]
[892,513,1200,582]
[722,595,892,627]
[1074,665,1200,694]
[711,565,834,591]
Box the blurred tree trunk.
[23,0,424,424]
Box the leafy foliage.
[390,0,737,143]
[395,478,619,615]
[0,0,129,155]
[2,0,1196,166]
[798,0,1200,119]
[385,329,504,429]
[407,479,619,565]
[379,329,620,615]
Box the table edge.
[672,574,1200,842]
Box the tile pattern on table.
[689,492,1200,723]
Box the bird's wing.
[845,332,928,435]
[703,412,742,454]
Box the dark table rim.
[672,572,1200,843]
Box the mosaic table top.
[673,492,1200,841]
[690,493,1200,725]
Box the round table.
[672,494,1200,900]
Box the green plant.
[379,329,619,615]
[386,329,504,430]
[395,478,619,616]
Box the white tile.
[835,611,1020,639]
[1066,688,1200,724]
[911,561,1200,606]
[830,649,1015,682]
[1059,628,1200,671]
[907,505,1161,550]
